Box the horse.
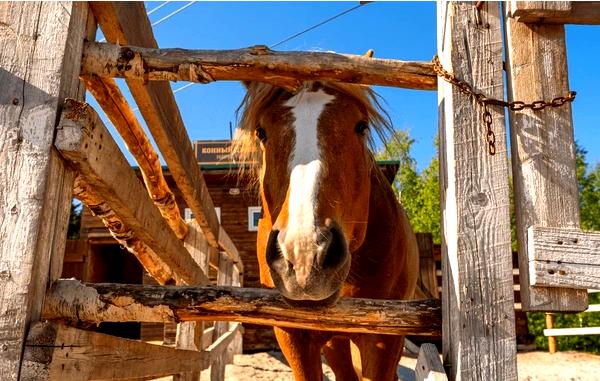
[233,80,419,381]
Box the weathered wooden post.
[0,3,91,379]
[437,2,517,379]
[504,2,588,312]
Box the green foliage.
[577,146,600,231]
[68,201,82,239]
[377,130,441,243]
[527,292,600,354]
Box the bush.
[527,292,600,354]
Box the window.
[248,206,261,232]
[185,207,221,223]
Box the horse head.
[235,81,390,305]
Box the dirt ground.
[191,350,600,381]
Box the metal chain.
[432,55,576,156]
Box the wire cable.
[147,1,172,16]
[270,2,369,49]
[152,1,197,27]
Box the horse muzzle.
[265,220,351,305]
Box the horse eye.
[256,127,267,142]
[355,121,369,136]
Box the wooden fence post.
[0,3,90,379]
[504,4,588,312]
[437,2,517,380]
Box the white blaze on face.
[279,88,335,288]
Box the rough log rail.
[43,280,442,336]
[81,42,438,91]
[507,1,600,25]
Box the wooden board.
[21,322,210,380]
[43,279,442,336]
[528,227,600,290]
[437,2,517,380]
[90,2,220,248]
[81,41,438,91]
[415,343,448,381]
[0,3,89,378]
[507,1,600,24]
[504,9,588,312]
[55,99,208,286]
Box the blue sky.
[93,2,600,172]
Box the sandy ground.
[189,350,600,381]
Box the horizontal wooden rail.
[81,41,437,91]
[43,280,442,336]
[91,2,221,248]
[82,75,188,240]
[544,327,600,337]
[23,322,214,380]
[56,99,208,286]
[507,1,600,25]
[528,227,600,290]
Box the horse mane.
[232,81,393,184]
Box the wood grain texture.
[507,1,600,24]
[218,226,244,273]
[504,10,588,312]
[438,2,517,380]
[0,3,89,378]
[415,343,448,381]
[528,227,600,290]
[22,322,210,380]
[90,2,220,248]
[82,75,188,239]
[55,99,208,286]
[81,41,438,91]
[43,279,442,336]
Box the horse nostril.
[320,225,348,270]
[266,229,282,265]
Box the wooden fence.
[2,2,600,381]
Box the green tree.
[377,130,441,243]
[67,201,82,239]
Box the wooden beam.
[55,99,208,286]
[438,2,517,380]
[73,177,176,285]
[90,2,220,248]
[528,227,600,290]
[0,3,90,378]
[507,1,600,24]
[22,322,210,380]
[544,327,600,336]
[81,41,438,91]
[415,343,448,381]
[218,226,244,273]
[42,280,442,337]
[504,8,588,311]
[82,75,188,240]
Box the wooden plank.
[507,1,600,24]
[544,327,600,336]
[437,2,517,380]
[528,227,600,290]
[211,254,233,381]
[218,226,244,273]
[415,343,448,381]
[416,233,439,299]
[0,2,90,379]
[21,322,210,380]
[90,2,220,248]
[82,75,188,239]
[504,9,588,312]
[81,41,438,91]
[55,99,208,286]
[43,279,442,336]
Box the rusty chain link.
[432,55,576,156]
